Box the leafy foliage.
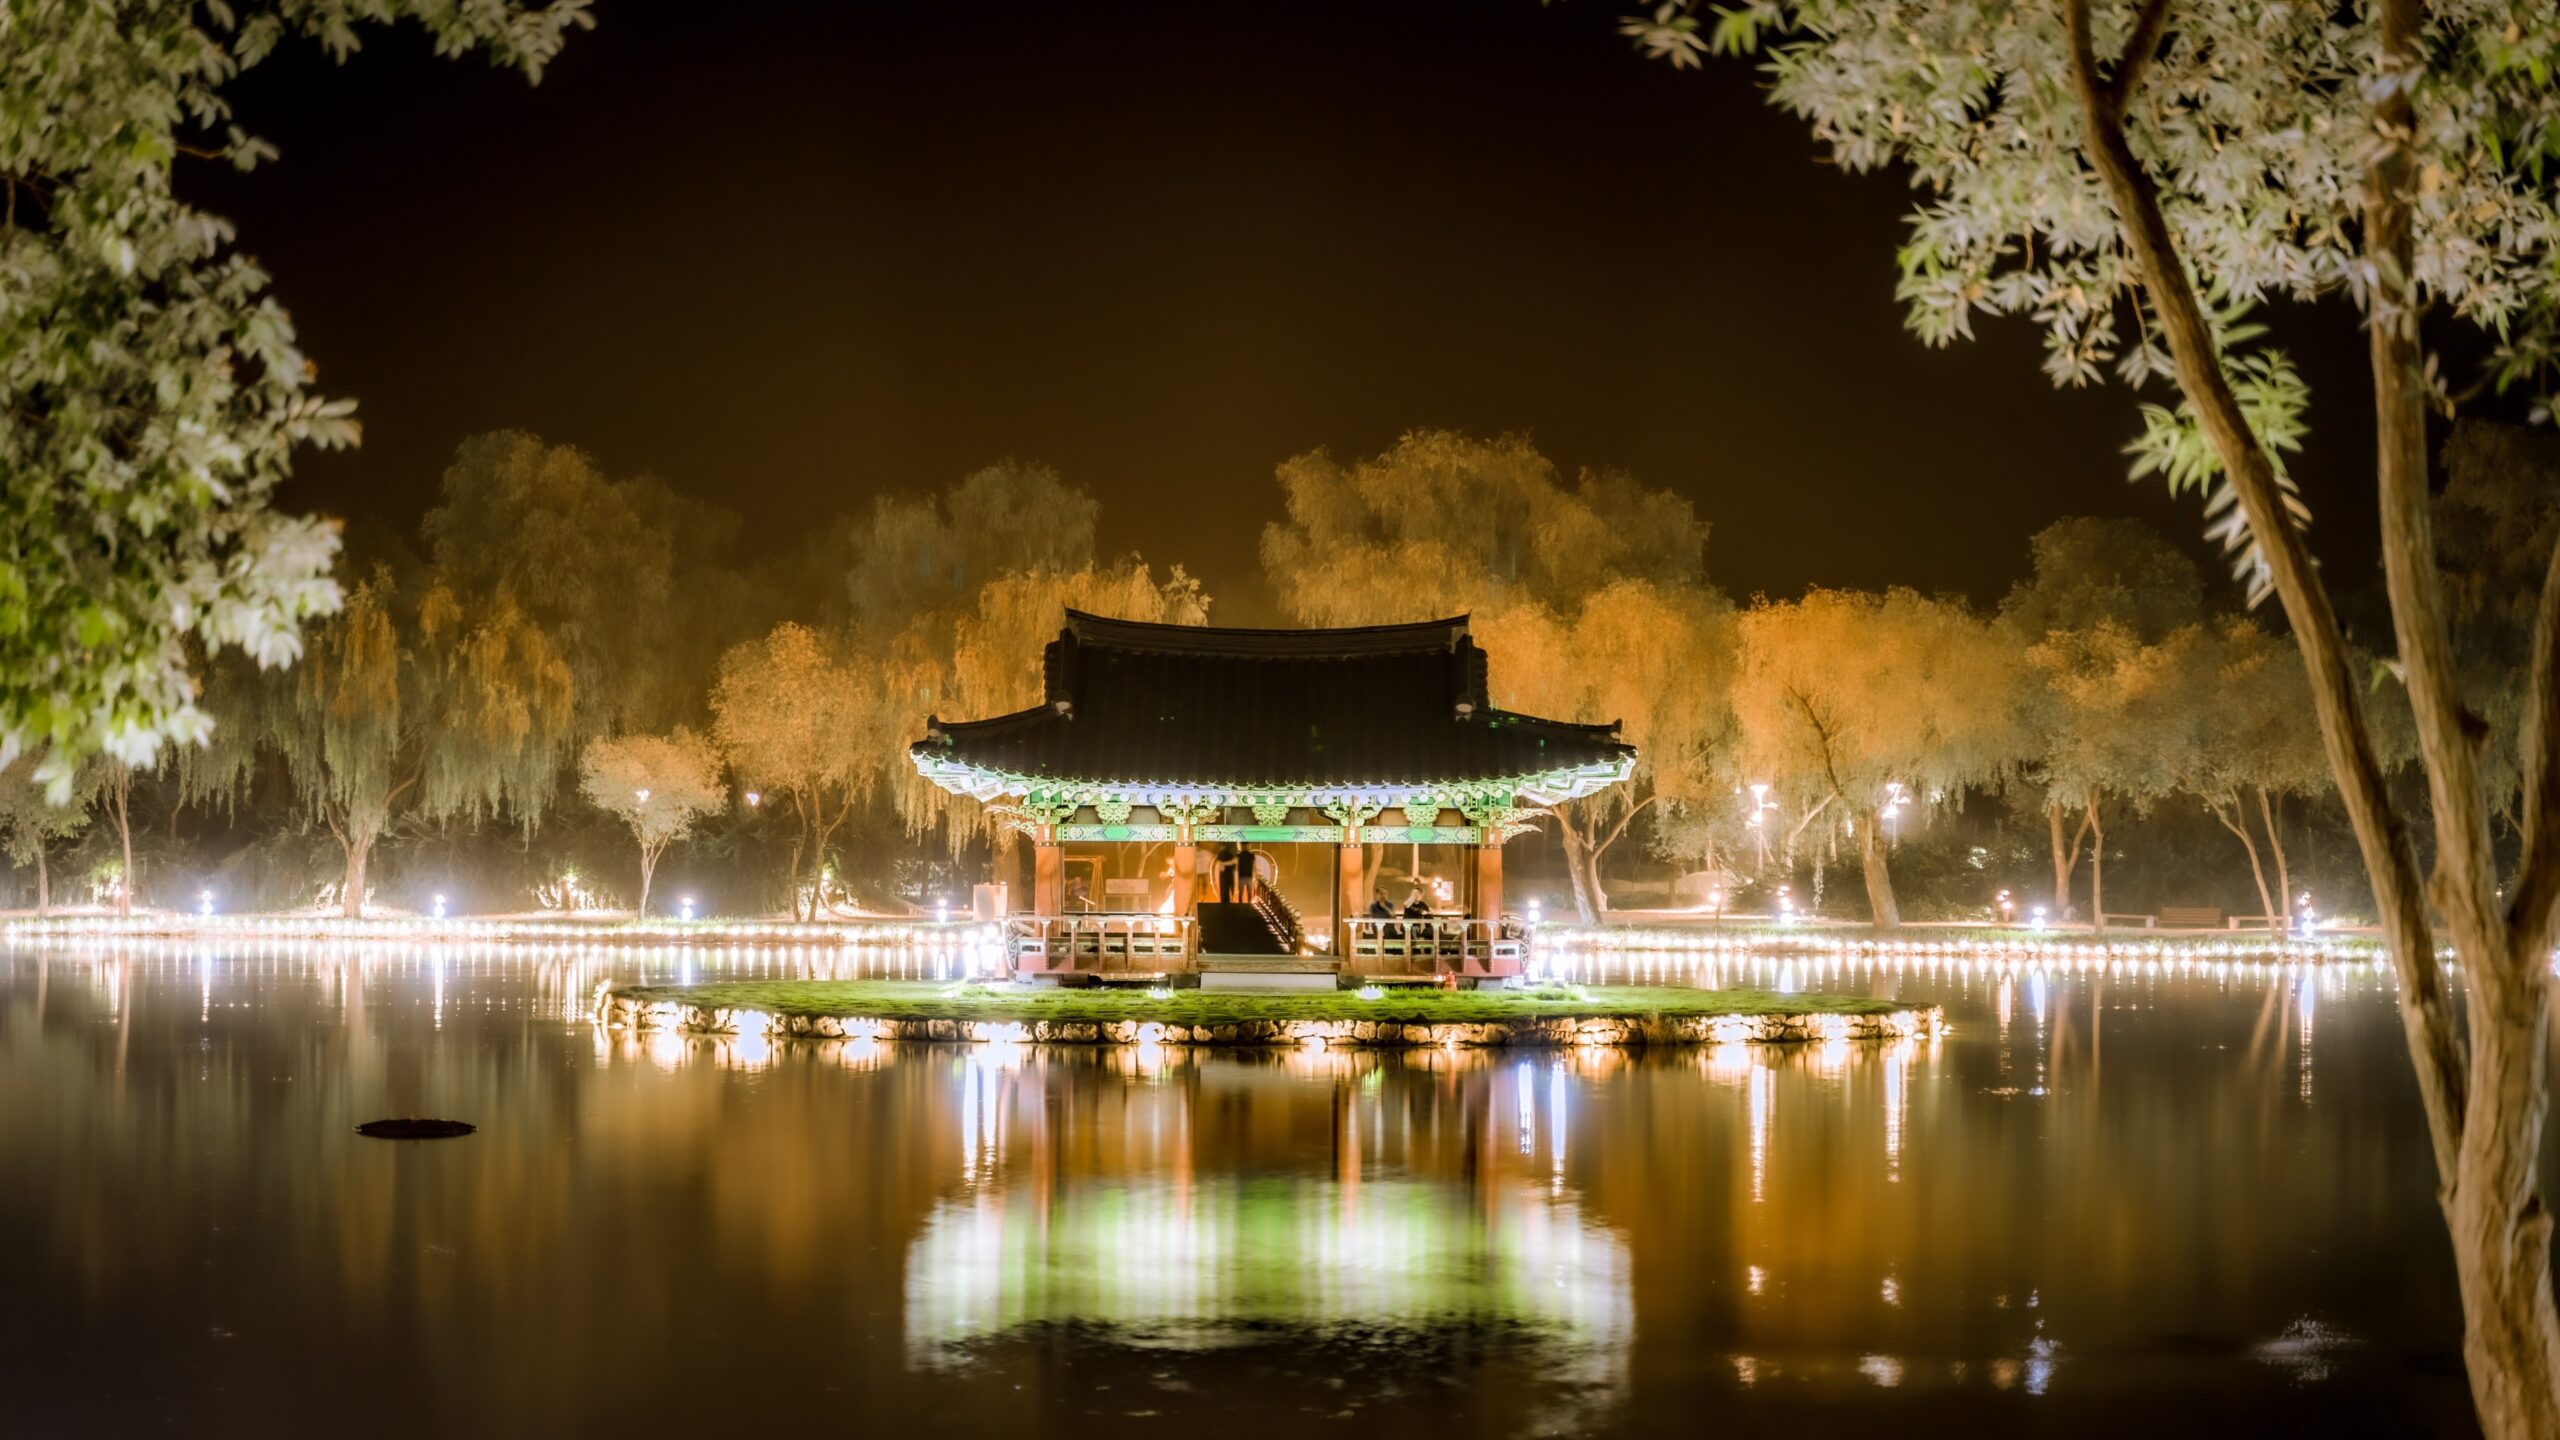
[1636,0,2560,591]
[0,2,590,799]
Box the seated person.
[1366,895,1394,919]
[1401,891,1431,918]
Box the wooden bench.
[2099,912,2156,929]
[2225,914,2286,931]
[2158,905,2224,929]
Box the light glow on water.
[0,937,2466,1432]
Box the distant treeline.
[4,424,2553,928]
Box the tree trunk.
[112,767,132,918]
[34,844,48,917]
[2209,797,2276,931]
[2047,800,2092,921]
[636,843,659,919]
[2063,4,2560,1428]
[2084,799,2105,935]
[1857,809,1899,929]
[1558,815,1604,925]
[2258,788,2293,932]
[2048,802,2072,919]
[2449,936,2560,1440]
[341,831,371,920]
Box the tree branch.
[2511,530,2560,962]
[2101,0,2178,120]
[2063,0,2465,1171]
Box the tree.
[0,3,588,799]
[1260,430,1733,920]
[2436,422,2560,841]
[2001,518,2206,917]
[1646,0,2560,1423]
[845,462,1101,636]
[2025,623,2204,930]
[2187,620,2332,929]
[251,572,577,918]
[711,624,885,919]
[847,466,1212,852]
[0,751,92,914]
[1732,588,2025,927]
[1473,582,1737,921]
[579,729,724,917]
[423,431,683,738]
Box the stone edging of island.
[593,989,1943,1049]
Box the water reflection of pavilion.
[901,1050,1633,1401]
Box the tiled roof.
[911,610,1632,792]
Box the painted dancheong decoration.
[909,610,1634,982]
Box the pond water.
[0,937,2482,1436]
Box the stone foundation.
[593,990,1940,1049]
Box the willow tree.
[1260,430,1731,919]
[0,750,92,914]
[1732,588,2024,927]
[2187,620,2331,929]
[711,623,889,918]
[2026,623,2204,929]
[0,3,587,799]
[1638,0,2560,1423]
[579,728,724,917]
[886,559,1211,852]
[835,465,1210,853]
[2001,519,2207,916]
[421,431,719,739]
[257,574,576,917]
[1473,582,1736,921]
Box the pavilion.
[909,610,1634,984]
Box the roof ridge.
[1061,609,1473,658]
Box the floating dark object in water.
[357,1118,476,1140]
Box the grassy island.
[599,980,1937,1049]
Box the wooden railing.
[1008,914,1195,977]
[1341,917,1527,979]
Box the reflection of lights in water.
[1747,1060,1772,1204]
[1745,1264,1764,1296]
[1516,1061,1535,1156]
[2298,973,2316,1103]
[1732,1355,1759,1387]
[1548,1060,1568,1187]
[1995,977,2013,1035]
[1882,1038,1912,1177]
[647,1031,686,1071]
[432,955,444,1030]
[2024,1333,2056,1395]
[1859,1354,1904,1388]
[902,1175,1632,1399]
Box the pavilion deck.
[1006,912,1529,984]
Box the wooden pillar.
[1474,844,1503,923]
[1033,841,1063,917]
[1341,835,1361,948]
[1171,843,1198,916]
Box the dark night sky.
[195,0,2382,621]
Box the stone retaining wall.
[595,990,1940,1049]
